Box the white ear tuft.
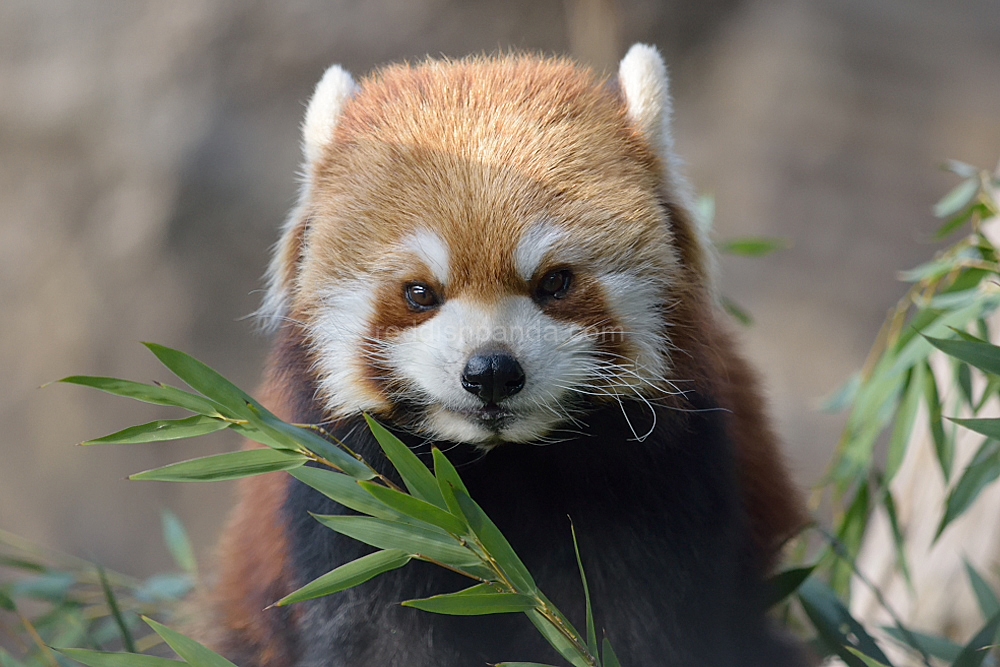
[258,64,356,330]
[618,44,673,155]
[301,64,357,166]
[619,44,717,290]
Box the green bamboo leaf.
[0,590,14,612]
[886,365,922,482]
[602,638,622,667]
[959,362,975,408]
[944,160,979,179]
[882,488,912,588]
[830,483,870,598]
[821,373,862,414]
[289,467,400,521]
[130,449,307,482]
[432,447,469,517]
[935,207,975,239]
[924,334,1000,377]
[451,486,536,594]
[98,565,136,653]
[495,663,560,667]
[56,649,183,667]
[797,578,892,667]
[250,412,373,480]
[359,482,469,536]
[161,510,198,578]
[570,523,597,657]
[844,647,890,667]
[952,610,1000,667]
[364,415,445,507]
[0,647,28,667]
[402,583,536,615]
[274,549,411,607]
[58,376,225,417]
[720,296,753,327]
[143,343,257,420]
[881,626,962,662]
[934,178,979,219]
[950,417,1000,440]
[965,560,1000,620]
[82,416,229,446]
[764,565,815,608]
[923,362,953,480]
[143,617,237,667]
[936,439,1000,541]
[311,515,484,572]
[717,237,789,257]
[525,609,590,667]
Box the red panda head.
[260,45,715,446]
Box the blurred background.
[1,0,998,578]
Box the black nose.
[461,352,526,403]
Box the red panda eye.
[404,283,440,310]
[536,270,572,300]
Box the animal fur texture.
[206,45,807,666]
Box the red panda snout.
[460,350,526,403]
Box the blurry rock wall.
[1,0,998,576]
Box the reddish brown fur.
[211,53,806,665]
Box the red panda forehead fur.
[294,56,681,311]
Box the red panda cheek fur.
[206,48,808,667]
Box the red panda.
[206,45,807,667]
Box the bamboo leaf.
[289,467,401,521]
[432,447,469,518]
[797,578,893,667]
[364,415,444,507]
[273,549,411,606]
[161,510,198,578]
[764,565,815,608]
[602,638,623,667]
[950,418,1000,440]
[55,649,183,667]
[359,482,469,536]
[923,362,953,480]
[250,413,373,480]
[98,565,136,653]
[311,515,484,572]
[451,486,537,593]
[721,297,753,327]
[82,416,229,446]
[525,609,590,667]
[143,617,238,667]
[936,439,1000,541]
[717,237,789,257]
[964,560,1000,620]
[143,344,256,420]
[881,626,962,662]
[402,583,536,615]
[130,449,307,482]
[844,647,890,667]
[58,376,225,417]
[934,178,979,219]
[952,610,1000,667]
[886,365,922,482]
[924,335,1000,377]
[570,523,598,657]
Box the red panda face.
[266,55,706,446]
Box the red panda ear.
[259,65,357,330]
[618,44,716,289]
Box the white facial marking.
[311,280,385,415]
[598,272,670,386]
[389,295,594,444]
[400,229,450,285]
[515,221,569,281]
